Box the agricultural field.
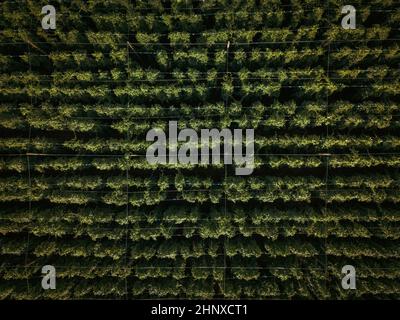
[0,0,400,300]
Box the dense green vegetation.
[0,0,399,299]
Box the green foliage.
[0,0,399,300]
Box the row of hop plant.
[3,82,399,103]
[3,24,396,49]
[3,253,400,283]
[2,133,400,153]
[3,232,399,261]
[1,172,398,192]
[1,187,400,206]
[3,44,398,75]
[3,73,400,105]
[3,202,400,227]
[1,276,398,300]
[3,258,398,294]
[3,217,398,240]
[2,112,400,133]
[1,5,327,35]
[2,100,398,118]
[3,154,400,174]
[5,65,399,85]
[3,43,399,74]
